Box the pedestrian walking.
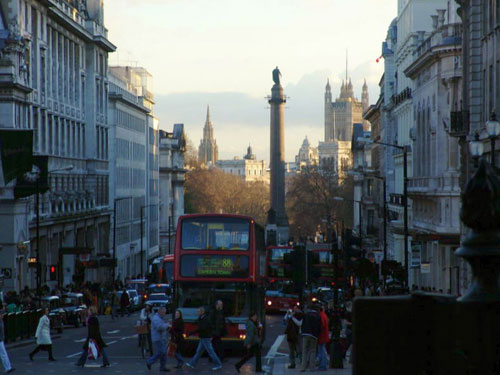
[29,308,56,361]
[169,309,186,369]
[235,312,263,373]
[111,289,120,320]
[284,306,302,369]
[145,306,169,372]
[185,306,222,370]
[0,304,15,374]
[75,306,110,368]
[294,304,320,372]
[317,305,330,370]
[120,289,130,317]
[209,300,227,362]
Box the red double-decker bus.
[310,248,335,287]
[265,246,299,313]
[159,254,174,284]
[173,214,266,348]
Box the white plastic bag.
[88,339,100,360]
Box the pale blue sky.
[106,0,396,161]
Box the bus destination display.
[181,255,249,278]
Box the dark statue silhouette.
[272,66,281,85]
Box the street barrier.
[2,308,43,344]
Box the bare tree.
[286,159,353,241]
[185,168,270,224]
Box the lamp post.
[140,204,156,278]
[25,165,73,299]
[456,128,500,302]
[358,137,409,288]
[112,196,130,283]
[486,111,500,168]
[348,169,388,283]
[168,199,174,254]
[333,196,363,250]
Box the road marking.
[107,340,117,345]
[120,334,137,340]
[74,338,86,343]
[265,334,285,363]
[66,351,82,358]
[107,330,120,334]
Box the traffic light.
[49,265,57,281]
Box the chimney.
[417,31,426,42]
[437,9,446,28]
[431,15,439,31]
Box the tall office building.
[0,0,116,292]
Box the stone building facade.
[295,136,318,170]
[108,66,158,280]
[198,106,218,165]
[159,124,186,255]
[404,3,463,293]
[216,145,269,184]
[0,0,115,292]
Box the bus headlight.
[267,300,272,306]
[239,334,246,340]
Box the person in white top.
[0,304,15,373]
[29,308,56,361]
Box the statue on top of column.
[272,66,281,85]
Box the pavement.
[3,312,283,375]
[272,356,352,375]
[266,326,353,375]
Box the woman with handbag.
[75,306,110,368]
[29,308,56,361]
[169,309,186,369]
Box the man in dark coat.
[284,305,303,368]
[294,304,321,372]
[120,289,130,317]
[209,300,227,361]
[186,306,222,370]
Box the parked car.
[60,293,88,328]
[127,279,149,305]
[146,284,172,303]
[126,289,141,310]
[38,296,64,333]
[145,293,171,313]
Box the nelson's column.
[266,67,289,244]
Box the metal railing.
[2,309,44,344]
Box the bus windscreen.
[181,217,250,250]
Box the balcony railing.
[408,175,460,192]
[449,111,469,137]
[389,193,404,206]
[391,87,412,106]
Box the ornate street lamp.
[456,129,500,302]
[469,132,484,158]
[486,112,500,167]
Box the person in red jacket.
[317,305,330,370]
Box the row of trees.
[286,160,354,240]
[185,137,353,236]
[185,167,270,224]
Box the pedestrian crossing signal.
[50,265,57,281]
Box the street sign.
[0,268,12,279]
[420,262,431,274]
[410,241,422,268]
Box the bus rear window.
[181,217,250,250]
